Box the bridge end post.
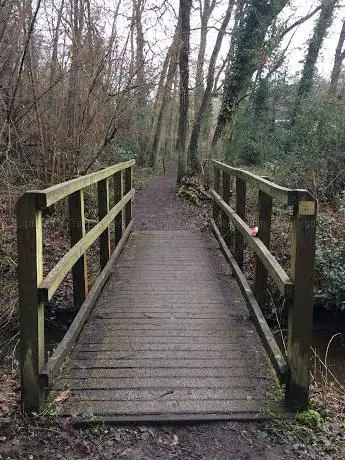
[286,192,317,410]
[16,193,45,412]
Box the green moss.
[296,410,322,430]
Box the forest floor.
[0,161,344,459]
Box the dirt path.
[134,160,209,231]
[0,164,324,459]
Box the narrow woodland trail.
[135,160,208,231]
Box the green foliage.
[296,410,322,430]
[314,216,345,310]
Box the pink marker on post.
[251,226,259,237]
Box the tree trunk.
[330,19,345,94]
[188,0,235,173]
[292,0,338,122]
[212,0,288,148]
[177,0,191,183]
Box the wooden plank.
[16,193,45,411]
[114,170,124,245]
[255,190,272,310]
[58,400,267,416]
[98,178,111,269]
[38,189,134,302]
[211,190,294,298]
[212,160,296,205]
[286,191,317,410]
[53,388,265,401]
[124,166,132,228]
[63,358,256,370]
[55,376,270,391]
[72,413,271,424]
[40,220,134,388]
[68,189,88,308]
[222,172,231,245]
[234,178,246,269]
[30,160,135,208]
[213,166,220,223]
[211,219,289,381]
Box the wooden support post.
[255,191,272,310]
[234,178,246,270]
[17,194,45,411]
[98,178,111,269]
[222,172,231,243]
[286,193,317,410]
[114,170,124,245]
[124,166,133,228]
[213,166,221,224]
[68,190,88,308]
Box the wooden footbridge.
[16,160,317,421]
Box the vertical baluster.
[234,178,246,269]
[255,190,272,310]
[286,193,317,410]
[69,190,88,307]
[17,193,45,411]
[98,178,111,269]
[114,170,124,245]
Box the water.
[312,329,345,384]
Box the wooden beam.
[234,178,246,270]
[124,167,133,228]
[255,191,273,311]
[29,160,135,208]
[286,192,317,410]
[68,190,88,308]
[114,171,124,245]
[38,189,134,302]
[213,166,221,224]
[211,219,289,382]
[211,190,294,298]
[16,193,45,411]
[40,220,134,388]
[98,178,111,269]
[212,160,296,206]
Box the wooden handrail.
[211,190,294,297]
[211,159,317,411]
[16,160,135,412]
[28,159,135,208]
[212,160,297,205]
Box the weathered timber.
[124,167,132,228]
[68,189,88,308]
[38,189,134,302]
[211,190,294,298]
[213,165,221,223]
[211,219,289,381]
[235,178,246,270]
[29,160,135,208]
[40,220,134,388]
[286,192,317,410]
[255,190,273,310]
[212,160,296,205]
[114,170,124,245]
[50,231,280,421]
[16,194,45,411]
[98,178,111,269]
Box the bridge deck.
[53,230,279,421]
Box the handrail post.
[255,191,272,311]
[124,166,133,228]
[17,194,45,411]
[286,192,317,410]
[114,170,124,245]
[69,190,88,308]
[98,178,111,269]
[222,172,231,244]
[213,166,220,224]
[234,178,246,269]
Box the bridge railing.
[211,159,317,410]
[16,160,135,411]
